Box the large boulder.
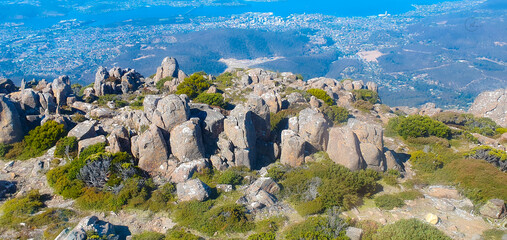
[298,108,329,152]
[20,88,41,114]
[154,57,180,82]
[280,130,305,167]
[190,103,225,155]
[176,179,210,202]
[152,94,190,133]
[170,158,209,183]
[57,216,119,240]
[246,96,271,141]
[0,79,17,94]
[0,95,24,144]
[68,120,97,140]
[224,104,257,169]
[105,126,130,154]
[170,118,205,162]
[469,88,507,127]
[237,177,280,210]
[51,75,72,107]
[132,124,170,174]
[479,199,506,219]
[78,135,107,154]
[93,67,109,97]
[326,127,366,171]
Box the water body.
[3,0,457,28]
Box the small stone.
[425,213,439,225]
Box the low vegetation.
[373,218,451,240]
[387,115,451,139]
[306,88,334,106]
[433,112,501,137]
[322,105,349,124]
[176,73,211,99]
[155,76,173,90]
[352,89,379,104]
[284,208,348,240]
[194,92,227,108]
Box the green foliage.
[0,190,44,227]
[96,94,128,108]
[72,113,87,123]
[214,72,234,89]
[306,88,334,106]
[54,136,78,158]
[132,231,166,240]
[285,208,348,240]
[409,151,446,173]
[255,216,287,233]
[166,227,203,240]
[130,95,145,110]
[176,74,211,99]
[393,115,451,139]
[248,232,276,240]
[172,201,253,236]
[266,165,287,182]
[353,100,374,112]
[383,169,400,186]
[374,194,405,210]
[194,92,227,108]
[281,160,380,212]
[0,143,11,158]
[145,183,176,212]
[396,190,423,200]
[481,229,507,240]
[373,218,451,240]
[433,112,500,136]
[155,77,173,90]
[296,74,304,80]
[270,107,302,132]
[322,105,349,124]
[406,136,450,148]
[497,127,507,135]
[352,89,379,104]
[217,169,244,186]
[24,120,67,157]
[465,145,507,162]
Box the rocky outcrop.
[0,95,24,144]
[327,127,366,171]
[94,66,110,97]
[0,79,17,94]
[479,199,506,219]
[94,66,143,96]
[56,216,121,240]
[170,118,205,162]
[154,57,180,82]
[170,158,209,183]
[68,120,97,141]
[223,104,257,169]
[469,88,507,127]
[237,177,280,211]
[189,103,225,155]
[246,96,271,141]
[280,130,305,167]
[298,108,329,152]
[105,126,130,154]
[176,178,210,202]
[78,135,107,154]
[131,124,169,174]
[152,94,190,133]
[51,75,72,107]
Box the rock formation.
[469,88,507,127]
[0,95,24,144]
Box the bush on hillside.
[194,92,227,108]
[0,190,44,227]
[176,74,211,99]
[24,120,66,156]
[374,194,405,210]
[352,89,379,104]
[306,88,334,106]
[322,105,349,124]
[54,136,78,159]
[373,218,451,240]
[409,151,446,173]
[248,232,276,240]
[214,72,234,89]
[393,115,451,139]
[217,169,244,186]
[166,227,203,240]
[465,145,507,162]
[353,99,374,112]
[284,208,348,240]
[433,112,500,136]
[155,76,173,90]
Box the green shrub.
[217,169,243,186]
[132,231,165,240]
[145,183,176,212]
[194,92,227,108]
[353,99,374,112]
[248,232,276,240]
[172,201,253,236]
[373,218,451,240]
[497,128,507,135]
[352,89,379,104]
[295,198,325,216]
[0,143,11,157]
[155,77,173,90]
[24,120,66,157]
[285,208,348,240]
[396,190,423,200]
[481,229,507,240]
[281,160,379,211]
[374,194,405,210]
[130,96,145,110]
[269,107,302,132]
[383,169,400,186]
[306,88,334,106]
[72,113,87,123]
[166,227,203,240]
[433,112,500,137]
[176,74,211,99]
[254,216,286,233]
[54,136,78,158]
[75,187,114,210]
[214,72,234,89]
[322,105,349,124]
[409,151,445,173]
[406,136,450,148]
[0,189,44,227]
[465,145,507,162]
[396,115,451,139]
[266,165,287,182]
